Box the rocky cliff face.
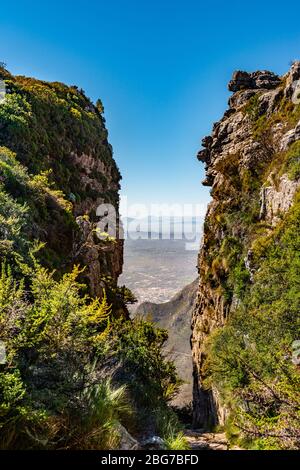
[192,62,300,429]
[0,67,123,299]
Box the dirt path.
[184,429,241,450]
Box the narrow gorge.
[0,60,299,451]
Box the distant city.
[119,217,203,308]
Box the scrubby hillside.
[192,63,300,449]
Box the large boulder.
[228,70,281,92]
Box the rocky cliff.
[192,62,300,442]
[0,66,123,300]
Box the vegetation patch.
[205,191,300,449]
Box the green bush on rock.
[0,257,183,449]
[206,192,300,449]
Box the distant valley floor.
[119,235,199,307]
[119,235,199,407]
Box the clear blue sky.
[1,0,300,212]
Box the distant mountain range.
[121,216,203,241]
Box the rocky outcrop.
[259,175,299,224]
[280,120,300,151]
[117,425,140,450]
[192,62,300,429]
[72,151,120,217]
[74,216,123,298]
[0,68,123,298]
[228,70,281,92]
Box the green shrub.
[0,75,120,189]
[285,141,300,180]
[0,257,181,449]
[244,94,262,122]
[61,379,132,450]
[206,192,300,449]
[0,260,117,449]
[163,432,189,450]
[111,318,181,409]
[154,406,190,450]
